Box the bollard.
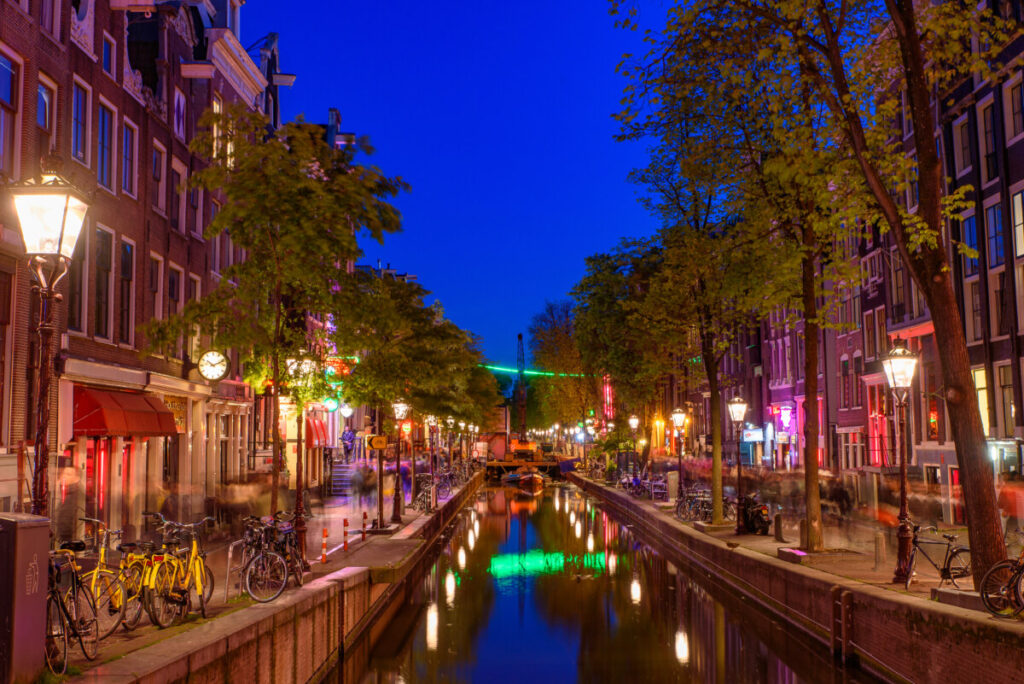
[321,527,328,564]
[343,517,349,551]
[774,512,786,542]
[873,531,887,570]
[362,511,368,541]
[799,519,808,550]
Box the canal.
[337,485,882,683]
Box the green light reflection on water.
[487,549,607,578]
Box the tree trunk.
[376,405,385,529]
[700,327,724,524]
[801,238,825,552]
[271,357,281,516]
[295,410,307,564]
[924,272,1004,587]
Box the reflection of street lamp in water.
[630,577,642,605]
[457,547,466,570]
[445,570,456,607]
[426,603,439,651]
[675,630,690,665]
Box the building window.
[0,55,17,176]
[170,160,187,232]
[891,252,906,310]
[973,368,990,437]
[987,204,1005,267]
[40,0,59,37]
[211,95,223,157]
[841,359,850,409]
[854,357,864,408]
[94,229,113,339]
[152,142,166,211]
[102,35,115,76]
[956,119,972,174]
[118,242,133,345]
[1010,82,1024,139]
[173,88,186,140]
[68,235,86,332]
[963,215,978,277]
[97,104,113,189]
[969,280,983,342]
[36,81,54,157]
[864,310,876,359]
[993,270,1009,337]
[191,188,202,235]
[1014,191,1024,259]
[72,82,88,164]
[999,365,1015,438]
[188,275,200,358]
[122,121,137,196]
[982,103,998,182]
[149,255,163,321]
[168,267,183,358]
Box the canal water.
[338,485,882,683]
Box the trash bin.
[0,513,49,684]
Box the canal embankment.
[71,471,483,684]
[567,472,1024,684]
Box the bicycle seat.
[60,540,87,552]
[942,533,958,542]
[116,542,139,553]
[276,522,294,534]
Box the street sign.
[369,435,388,450]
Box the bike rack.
[224,539,247,603]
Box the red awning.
[305,417,321,449]
[317,418,330,447]
[74,387,178,437]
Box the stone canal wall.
[568,473,1024,684]
[73,472,483,684]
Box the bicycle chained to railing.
[142,511,216,627]
[979,528,1024,617]
[45,541,99,675]
[413,473,436,512]
[903,520,972,591]
[674,486,737,523]
[237,515,290,602]
[268,510,306,586]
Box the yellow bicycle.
[79,517,150,634]
[143,512,215,627]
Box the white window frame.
[149,253,164,321]
[1004,73,1024,147]
[167,263,184,358]
[118,237,136,348]
[989,265,1008,340]
[39,0,60,39]
[102,32,116,78]
[0,44,24,179]
[96,95,117,194]
[67,225,89,338]
[170,157,187,232]
[977,94,999,188]
[188,273,201,358]
[191,187,204,238]
[92,224,116,343]
[152,140,167,213]
[954,112,972,178]
[121,118,138,198]
[71,76,91,168]
[36,72,56,154]
[966,276,983,343]
[173,87,186,141]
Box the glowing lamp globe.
[11,174,89,259]
[446,416,455,428]
[727,396,747,424]
[323,397,340,412]
[628,415,639,431]
[392,400,410,420]
[671,408,686,429]
[339,403,354,418]
[882,342,919,391]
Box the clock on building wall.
[197,350,229,382]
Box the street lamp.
[727,396,748,534]
[882,341,919,585]
[628,415,640,476]
[339,403,354,418]
[671,408,687,498]
[9,171,90,516]
[391,400,411,523]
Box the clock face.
[197,350,229,381]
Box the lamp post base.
[892,518,914,584]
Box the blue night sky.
[244,1,660,366]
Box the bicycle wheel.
[69,584,99,660]
[980,560,1020,616]
[45,593,68,675]
[436,479,451,500]
[244,552,288,602]
[187,561,215,619]
[904,548,918,590]
[947,548,972,589]
[148,562,184,628]
[722,501,737,522]
[121,562,146,630]
[83,568,126,640]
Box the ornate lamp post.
[671,408,687,498]
[9,170,90,516]
[458,420,466,462]
[628,415,640,476]
[882,341,919,585]
[391,400,410,523]
[727,396,748,534]
[285,356,318,565]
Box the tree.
[527,301,601,429]
[145,105,406,517]
[612,0,1009,576]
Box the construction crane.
[516,333,527,441]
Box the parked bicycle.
[413,474,435,512]
[240,515,289,603]
[78,517,134,639]
[979,528,1024,617]
[45,543,99,675]
[270,511,305,587]
[143,511,215,626]
[904,521,972,590]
